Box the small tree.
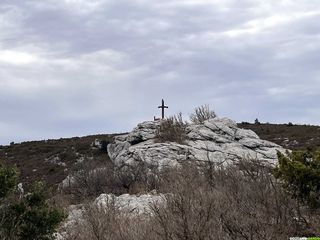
[274,150,320,209]
[0,163,66,240]
[0,163,18,199]
[190,105,216,124]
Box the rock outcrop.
[55,193,165,239]
[95,192,165,215]
[108,117,286,168]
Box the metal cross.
[158,99,168,119]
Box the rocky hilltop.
[108,117,286,168]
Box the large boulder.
[107,117,286,168]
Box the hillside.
[0,134,116,190]
[1,122,319,190]
[1,120,320,239]
[239,122,320,150]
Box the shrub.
[190,104,216,124]
[99,140,109,153]
[0,163,18,199]
[114,162,160,195]
[60,159,115,201]
[61,159,161,201]
[151,160,315,240]
[65,159,320,239]
[62,197,156,240]
[274,150,320,209]
[151,162,219,239]
[155,113,187,144]
[0,163,66,240]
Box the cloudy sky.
[1,0,320,145]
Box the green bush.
[0,164,66,240]
[0,163,18,199]
[274,150,320,209]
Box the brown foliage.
[0,134,114,191]
[60,160,161,202]
[63,198,156,240]
[190,105,217,124]
[151,160,320,239]
[64,159,320,239]
[155,113,188,144]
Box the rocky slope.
[108,118,286,169]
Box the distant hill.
[238,122,320,150]
[0,122,319,191]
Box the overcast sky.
[1,0,320,145]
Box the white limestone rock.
[59,175,76,189]
[55,205,85,240]
[45,154,66,167]
[91,139,102,149]
[120,121,160,144]
[95,192,165,215]
[108,117,286,168]
[55,192,165,239]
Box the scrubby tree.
[0,163,66,240]
[156,113,187,144]
[0,163,18,199]
[274,150,320,209]
[190,105,216,124]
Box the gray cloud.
[1,0,320,144]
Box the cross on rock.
[158,99,168,119]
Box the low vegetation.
[239,122,320,150]
[63,158,320,240]
[274,150,320,209]
[156,104,217,144]
[0,163,66,240]
[60,163,160,204]
[155,113,188,144]
[0,134,114,191]
[190,104,217,124]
